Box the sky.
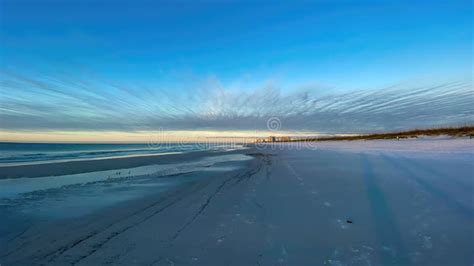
[0,0,473,142]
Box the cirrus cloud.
[0,70,472,134]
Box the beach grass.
[296,125,474,142]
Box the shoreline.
[2,137,473,179]
[0,148,250,179]
[0,151,185,167]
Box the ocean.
[0,142,241,165]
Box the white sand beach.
[1,139,473,265]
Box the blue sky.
[0,0,472,140]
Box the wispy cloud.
[1,70,472,134]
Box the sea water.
[0,142,242,165]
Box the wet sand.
[1,140,473,265]
[0,149,248,179]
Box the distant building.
[255,136,291,143]
[276,136,291,142]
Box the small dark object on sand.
[346,220,353,224]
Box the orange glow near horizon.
[0,130,324,143]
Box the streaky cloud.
[1,70,472,134]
